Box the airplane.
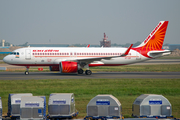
[3,21,171,75]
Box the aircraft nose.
[3,55,10,64]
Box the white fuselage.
[3,47,149,67]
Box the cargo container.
[7,93,33,118]
[0,97,2,120]
[84,94,122,119]
[20,96,46,120]
[47,93,78,119]
[132,94,173,118]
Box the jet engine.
[60,61,78,73]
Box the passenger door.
[25,49,31,60]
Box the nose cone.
[3,55,10,64]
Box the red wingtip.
[124,44,133,55]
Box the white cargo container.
[47,93,78,119]
[85,94,122,119]
[132,94,173,118]
[7,93,33,118]
[20,96,46,120]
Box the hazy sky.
[0,0,180,45]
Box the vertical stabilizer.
[136,21,169,51]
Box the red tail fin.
[136,21,169,51]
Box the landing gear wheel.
[85,70,92,75]
[25,71,29,75]
[78,69,84,74]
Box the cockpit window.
[10,52,19,55]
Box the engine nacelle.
[49,66,59,71]
[60,61,78,73]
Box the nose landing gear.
[25,66,30,75]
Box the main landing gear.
[78,68,84,74]
[25,66,29,75]
[85,70,92,75]
[78,68,92,75]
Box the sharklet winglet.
[122,44,133,56]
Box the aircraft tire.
[78,69,84,74]
[25,71,29,75]
[85,70,92,75]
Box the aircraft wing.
[74,44,133,65]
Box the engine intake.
[60,61,78,73]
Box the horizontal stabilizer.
[148,50,172,58]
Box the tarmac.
[0,71,180,80]
[0,59,180,80]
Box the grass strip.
[0,78,180,118]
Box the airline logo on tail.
[133,21,169,57]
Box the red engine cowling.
[49,66,59,71]
[60,61,78,73]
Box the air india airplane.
[3,21,171,75]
